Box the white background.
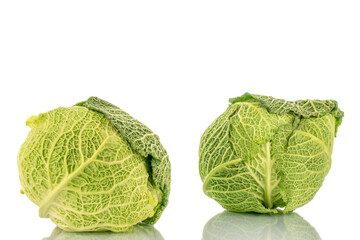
[1,1,359,239]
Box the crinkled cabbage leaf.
[199,93,343,213]
[18,97,170,232]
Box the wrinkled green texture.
[202,211,321,240]
[18,97,170,232]
[199,93,343,213]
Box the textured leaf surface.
[202,211,321,240]
[76,97,170,224]
[200,93,343,213]
[18,103,169,232]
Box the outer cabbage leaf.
[76,97,170,224]
[18,98,170,232]
[199,93,343,213]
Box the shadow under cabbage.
[43,223,164,240]
[202,211,321,240]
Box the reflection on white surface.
[202,211,321,240]
[43,224,164,240]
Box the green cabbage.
[199,93,343,213]
[18,97,170,232]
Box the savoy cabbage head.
[18,97,170,232]
[199,93,343,213]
